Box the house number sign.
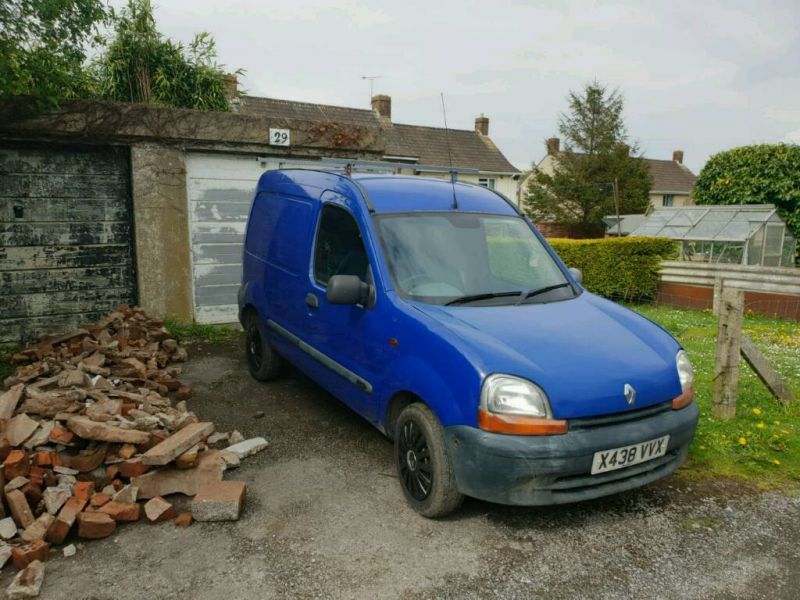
[269,128,291,146]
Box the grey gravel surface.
[15,335,800,599]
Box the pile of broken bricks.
[0,306,267,598]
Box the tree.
[524,82,652,230]
[0,0,107,108]
[693,144,800,251]
[92,0,230,111]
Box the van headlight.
[481,374,551,417]
[673,350,695,410]
[478,375,567,435]
[676,350,694,393]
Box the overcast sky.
[132,0,800,173]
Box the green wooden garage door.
[0,144,137,343]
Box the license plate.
[590,435,670,475]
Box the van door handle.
[305,293,319,309]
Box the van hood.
[412,293,683,419]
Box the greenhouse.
[629,204,797,267]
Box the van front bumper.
[443,401,699,506]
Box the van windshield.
[375,212,574,306]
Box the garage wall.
[0,144,137,343]
[186,153,278,323]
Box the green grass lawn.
[632,304,800,489]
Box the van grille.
[568,401,672,431]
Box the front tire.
[244,312,283,381]
[395,403,464,518]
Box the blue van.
[239,170,698,517]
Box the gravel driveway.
[13,335,800,599]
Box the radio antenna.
[440,92,458,209]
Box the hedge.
[548,237,677,301]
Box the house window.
[662,194,674,207]
[478,177,496,190]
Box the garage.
[186,153,278,323]
[0,144,136,343]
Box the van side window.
[313,205,369,285]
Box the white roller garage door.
[186,153,278,323]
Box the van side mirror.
[327,275,371,305]
[568,267,583,284]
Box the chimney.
[371,94,391,119]
[673,150,684,164]
[475,114,489,135]
[222,73,238,99]
[546,137,560,156]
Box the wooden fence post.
[712,276,724,316]
[713,288,744,420]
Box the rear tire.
[244,311,283,381]
[395,403,464,518]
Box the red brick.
[62,496,88,514]
[89,493,110,508]
[32,451,52,467]
[174,512,193,527]
[144,496,176,523]
[45,511,75,545]
[73,481,94,500]
[49,426,75,445]
[77,512,116,539]
[106,465,120,480]
[99,501,140,522]
[3,450,30,479]
[118,458,149,478]
[118,444,137,460]
[191,481,246,522]
[11,539,49,570]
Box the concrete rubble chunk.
[0,384,25,420]
[132,450,226,499]
[21,514,54,543]
[23,421,54,450]
[228,430,244,445]
[63,544,76,558]
[192,481,246,522]
[7,559,45,599]
[225,437,269,460]
[0,517,18,540]
[0,543,11,568]
[6,415,40,447]
[141,422,214,466]
[43,487,70,515]
[112,485,138,504]
[66,416,150,445]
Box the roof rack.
[256,156,480,179]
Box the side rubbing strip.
[267,320,373,393]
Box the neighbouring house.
[522,138,698,237]
[0,83,519,340]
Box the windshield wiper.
[444,291,524,306]
[516,282,571,305]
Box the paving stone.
[141,422,214,466]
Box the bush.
[548,236,676,300]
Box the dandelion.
[774,421,781,426]
[756,422,766,430]
[781,430,790,435]
[738,437,748,446]
[699,445,706,451]
[772,459,781,466]
[752,408,762,416]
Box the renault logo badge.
[624,383,636,405]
